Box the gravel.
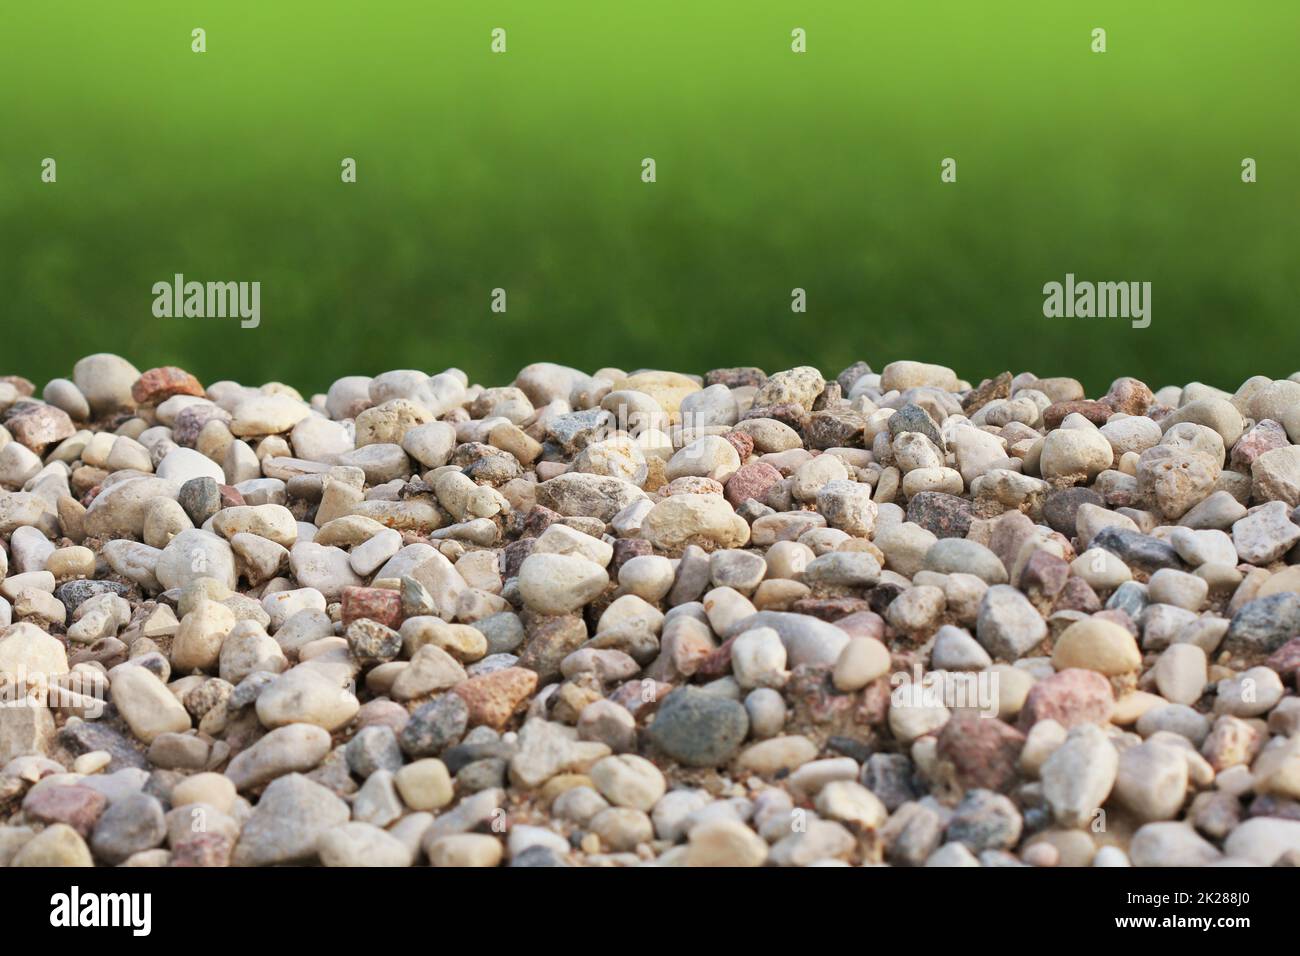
[1,355,1298,867]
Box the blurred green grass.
[1,1,1297,397]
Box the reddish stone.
[834,611,886,641]
[611,538,652,573]
[705,367,767,389]
[906,491,974,539]
[1267,638,1300,685]
[937,712,1026,792]
[858,677,893,726]
[1043,400,1113,429]
[522,505,562,538]
[1018,549,1069,598]
[989,511,1038,573]
[131,366,205,405]
[6,404,76,452]
[723,430,754,462]
[1102,377,1155,416]
[1019,668,1114,730]
[453,666,539,729]
[341,586,403,629]
[695,635,737,679]
[1232,419,1289,471]
[608,679,671,719]
[804,408,868,450]
[784,664,865,725]
[22,784,108,837]
[170,833,233,867]
[744,401,809,434]
[517,615,588,683]
[962,371,1012,414]
[1052,577,1101,613]
[218,485,245,508]
[723,461,783,506]
[502,538,537,578]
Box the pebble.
[1223,817,1300,866]
[946,789,1023,851]
[518,552,609,614]
[588,807,653,851]
[23,784,108,837]
[769,819,855,866]
[1153,643,1207,705]
[976,585,1047,660]
[225,723,333,791]
[73,353,140,416]
[729,626,789,689]
[156,447,226,485]
[90,792,166,865]
[924,538,1007,584]
[352,769,404,826]
[255,665,359,731]
[319,821,412,867]
[1214,666,1283,717]
[232,774,349,866]
[685,818,768,866]
[289,542,364,599]
[346,724,404,778]
[646,688,749,767]
[732,610,849,667]
[400,693,470,757]
[832,636,892,690]
[1090,526,1184,573]
[1020,668,1114,729]
[11,823,94,867]
[736,735,818,774]
[454,666,539,729]
[743,687,787,738]
[1041,724,1117,827]
[589,754,666,811]
[1050,618,1141,675]
[1232,500,1300,564]
[110,666,191,743]
[815,780,887,830]
[1114,740,1189,821]
[1039,428,1113,482]
[5,355,1299,868]
[1128,821,1222,867]
[1225,592,1300,653]
[641,494,750,553]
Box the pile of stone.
[1,354,1299,867]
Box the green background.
[2,2,1297,397]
